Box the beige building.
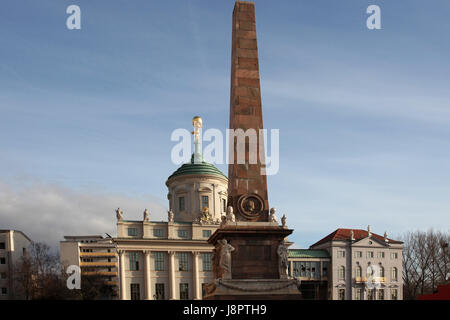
[60,235,118,298]
[310,227,403,300]
[0,230,31,300]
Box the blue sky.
[0,0,449,247]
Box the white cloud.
[0,179,168,248]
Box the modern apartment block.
[0,230,31,300]
[60,235,118,298]
[310,227,403,300]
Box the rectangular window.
[0,273,6,279]
[180,283,189,300]
[378,252,385,259]
[0,257,5,264]
[338,289,345,300]
[154,252,165,271]
[354,251,362,258]
[128,228,138,237]
[178,230,188,239]
[222,199,227,212]
[153,228,163,238]
[0,243,5,250]
[202,230,212,238]
[293,261,302,277]
[201,196,209,210]
[391,252,398,259]
[155,283,165,300]
[355,288,362,300]
[367,251,374,259]
[338,250,345,258]
[1,287,7,295]
[130,283,140,300]
[391,289,398,300]
[367,289,375,300]
[339,266,345,280]
[322,261,328,277]
[129,252,139,271]
[378,289,384,300]
[202,253,212,271]
[202,283,208,298]
[179,197,185,211]
[178,252,189,271]
[356,267,362,278]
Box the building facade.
[0,230,31,300]
[310,227,403,300]
[60,235,118,298]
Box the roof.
[288,249,330,258]
[167,154,227,181]
[0,229,32,242]
[310,228,403,248]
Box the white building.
[0,230,31,300]
[310,227,403,300]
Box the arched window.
[379,266,385,277]
[391,267,398,281]
[339,266,345,280]
[356,266,362,278]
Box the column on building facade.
[143,250,152,300]
[118,250,127,300]
[168,251,176,300]
[192,251,201,300]
[289,261,294,277]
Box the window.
[1,287,7,295]
[202,230,212,238]
[366,265,373,277]
[178,230,188,239]
[129,252,139,271]
[338,289,345,300]
[391,267,398,281]
[130,283,140,300]
[367,251,374,259]
[311,262,320,279]
[202,283,208,298]
[338,266,345,280]
[322,261,328,277]
[293,262,303,277]
[153,228,163,238]
[391,252,398,259]
[337,250,345,258]
[178,252,189,271]
[201,196,209,210]
[202,253,212,271]
[179,197,185,211]
[378,252,385,259]
[356,266,362,278]
[355,288,362,300]
[354,251,362,258]
[378,289,384,300]
[0,273,6,279]
[391,289,398,300]
[222,199,227,212]
[128,228,138,237]
[0,257,5,264]
[154,252,165,271]
[180,283,189,300]
[155,283,165,300]
[379,266,385,277]
[367,289,375,300]
[0,243,5,250]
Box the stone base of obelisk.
[204,223,302,300]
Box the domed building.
[166,154,228,223]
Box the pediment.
[352,236,389,247]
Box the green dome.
[167,154,227,181]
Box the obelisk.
[205,1,302,300]
[228,0,269,222]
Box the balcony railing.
[79,252,116,257]
[82,271,117,276]
[355,276,387,283]
[80,261,117,267]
